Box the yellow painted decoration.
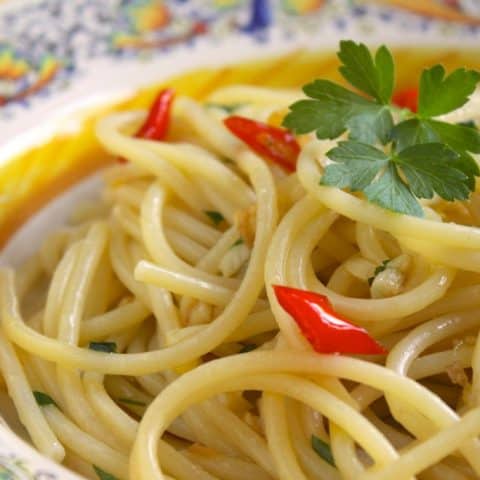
[0,52,62,105]
[0,48,479,247]
[127,0,170,33]
[38,56,61,82]
[0,49,29,80]
[370,0,480,24]
[282,0,326,15]
[112,33,141,49]
[214,0,242,9]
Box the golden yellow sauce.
[1,47,479,246]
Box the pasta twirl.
[1,84,480,480]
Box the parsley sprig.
[283,40,480,217]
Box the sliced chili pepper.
[118,87,175,163]
[273,285,387,355]
[224,115,300,172]
[392,87,419,113]
[136,87,175,140]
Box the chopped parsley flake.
[93,465,119,480]
[89,342,117,353]
[368,259,391,286]
[33,391,58,408]
[240,343,257,353]
[205,102,244,114]
[231,238,244,248]
[311,435,335,466]
[204,210,225,226]
[116,398,147,407]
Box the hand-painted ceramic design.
[0,454,57,479]
[373,0,480,23]
[0,0,479,116]
[0,426,76,479]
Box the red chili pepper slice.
[118,88,175,163]
[273,285,387,355]
[224,116,300,172]
[136,87,175,140]
[392,88,419,113]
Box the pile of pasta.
[1,85,480,480]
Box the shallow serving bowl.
[0,0,479,478]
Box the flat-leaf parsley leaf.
[321,141,389,191]
[337,41,394,104]
[418,65,480,118]
[284,81,393,145]
[323,140,468,216]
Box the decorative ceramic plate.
[0,1,479,479]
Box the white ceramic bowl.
[0,1,479,478]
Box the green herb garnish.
[93,465,119,480]
[240,343,257,353]
[283,40,480,217]
[116,397,147,407]
[458,120,478,130]
[204,210,225,226]
[89,341,117,353]
[368,259,391,286]
[284,42,395,145]
[311,435,335,466]
[231,238,244,248]
[33,391,58,408]
[205,102,244,114]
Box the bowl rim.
[1,1,480,478]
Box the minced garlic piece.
[235,204,256,248]
[188,301,213,326]
[370,254,411,299]
[446,362,470,388]
[219,242,251,278]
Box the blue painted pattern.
[0,0,479,111]
[241,0,272,32]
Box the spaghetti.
[0,80,480,480]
